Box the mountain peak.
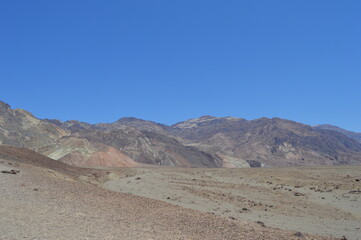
[115,117,146,123]
[0,100,11,112]
[199,115,217,120]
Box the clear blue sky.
[1,1,360,132]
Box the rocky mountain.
[36,136,137,168]
[1,101,221,168]
[313,124,361,143]
[71,128,222,167]
[168,116,361,167]
[0,101,68,147]
[1,99,361,168]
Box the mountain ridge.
[313,124,361,143]
[1,100,361,168]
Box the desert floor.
[104,165,361,240]
[0,156,357,239]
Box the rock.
[1,169,19,174]
[255,221,266,227]
[294,192,305,196]
[293,232,305,238]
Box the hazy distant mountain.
[1,99,361,168]
[313,124,361,143]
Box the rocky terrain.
[314,124,361,143]
[0,101,68,148]
[169,116,361,167]
[0,145,339,239]
[105,165,361,240]
[1,99,361,168]
[116,115,361,167]
[1,99,360,239]
[1,100,220,168]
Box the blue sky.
[1,1,360,132]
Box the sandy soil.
[104,166,361,240]
[0,159,336,240]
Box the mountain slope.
[313,124,361,143]
[169,116,361,167]
[37,137,137,168]
[1,100,361,168]
[1,101,221,168]
[0,101,68,147]
[72,128,222,167]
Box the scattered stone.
[255,221,266,227]
[341,236,348,240]
[294,192,305,197]
[166,197,171,199]
[241,208,249,211]
[135,177,142,180]
[1,169,19,174]
[293,232,305,238]
[33,188,38,191]
[229,216,236,220]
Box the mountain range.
[1,100,361,168]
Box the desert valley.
[1,100,361,240]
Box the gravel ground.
[0,159,335,240]
[104,166,361,239]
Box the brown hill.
[2,100,361,168]
[0,101,68,147]
[72,128,222,167]
[2,101,221,168]
[169,116,361,167]
[0,145,81,176]
[37,137,137,168]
